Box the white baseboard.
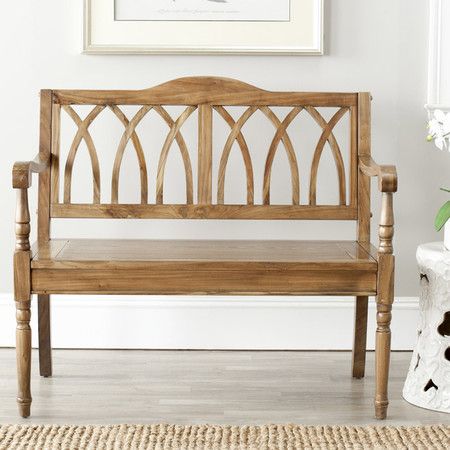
[0,294,419,350]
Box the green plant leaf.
[435,201,450,231]
[440,187,450,193]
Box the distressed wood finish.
[30,239,377,295]
[12,78,397,419]
[375,191,395,420]
[62,105,103,204]
[307,106,348,206]
[216,106,256,205]
[38,90,53,244]
[53,77,358,107]
[352,295,369,379]
[198,104,213,204]
[13,187,32,418]
[52,78,356,217]
[50,204,358,220]
[156,106,196,205]
[357,93,372,243]
[50,104,61,204]
[38,294,52,378]
[110,105,150,204]
[261,106,300,205]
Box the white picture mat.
[85,0,323,54]
[115,0,290,22]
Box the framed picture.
[84,0,324,55]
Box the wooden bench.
[12,77,397,419]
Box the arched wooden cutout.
[110,105,151,204]
[215,106,256,205]
[153,106,194,205]
[263,107,302,205]
[63,105,104,204]
[155,106,196,204]
[260,107,300,205]
[307,106,348,206]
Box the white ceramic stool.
[403,242,450,413]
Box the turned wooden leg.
[372,190,395,420]
[38,294,52,377]
[15,299,32,418]
[352,295,368,379]
[14,187,32,418]
[375,300,392,419]
[374,191,395,420]
[375,258,394,420]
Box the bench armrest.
[359,155,397,193]
[359,156,397,255]
[12,154,49,252]
[12,154,49,189]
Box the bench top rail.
[53,76,358,107]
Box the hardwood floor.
[0,349,448,425]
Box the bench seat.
[30,239,378,296]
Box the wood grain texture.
[31,267,377,296]
[198,105,213,204]
[50,104,61,204]
[156,106,195,205]
[375,254,395,420]
[53,77,358,107]
[260,106,300,205]
[0,350,444,426]
[14,297,32,419]
[110,105,150,204]
[374,184,395,419]
[38,90,53,244]
[12,155,49,190]
[13,79,398,419]
[359,156,398,193]
[49,79,369,218]
[307,106,347,206]
[216,106,256,205]
[349,106,358,208]
[14,181,33,418]
[14,190,31,252]
[379,193,395,254]
[29,239,377,295]
[262,107,301,205]
[62,105,104,204]
[50,204,358,220]
[38,295,52,378]
[31,239,377,266]
[357,93,371,243]
[14,249,32,417]
[352,295,369,379]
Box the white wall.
[0,1,444,349]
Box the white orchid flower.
[427,109,450,151]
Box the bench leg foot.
[38,294,52,377]
[375,401,389,420]
[352,295,368,379]
[16,299,32,418]
[17,401,31,419]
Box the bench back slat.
[43,77,368,223]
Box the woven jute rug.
[0,424,448,450]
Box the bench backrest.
[37,77,372,242]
